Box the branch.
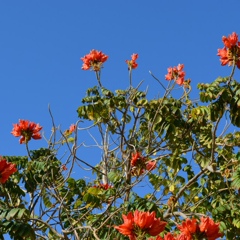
[30,218,66,239]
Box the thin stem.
[129,68,132,87]
[96,71,102,88]
[25,142,33,160]
[227,64,236,85]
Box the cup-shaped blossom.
[81,49,108,71]
[11,120,43,144]
[146,160,157,171]
[64,124,77,136]
[165,64,185,86]
[177,218,197,239]
[149,233,189,240]
[115,210,166,239]
[199,217,223,240]
[154,232,178,240]
[222,32,238,48]
[176,233,189,240]
[134,210,156,229]
[147,216,167,236]
[131,152,156,176]
[93,183,112,190]
[114,212,135,239]
[0,158,17,184]
[217,32,240,69]
[126,53,138,70]
[131,152,145,166]
[69,124,76,133]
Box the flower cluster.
[0,158,17,184]
[217,32,240,69]
[131,152,156,176]
[147,217,222,240]
[69,124,76,133]
[126,53,139,70]
[93,183,112,190]
[175,217,222,240]
[64,124,76,136]
[165,64,185,85]
[11,120,42,144]
[114,210,167,240]
[81,49,108,71]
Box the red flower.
[176,233,189,240]
[131,152,156,176]
[69,124,76,133]
[165,64,185,86]
[159,233,177,240]
[99,183,112,190]
[146,160,157,171]
[131,152,144,166]
[126,53,138,70]
[149,232,188,240]
[115,210,166,239]
[147,216,167,236]
[0,158,17,184]
[177,218,197,240]
[93,183,112,190]
[11,120,42,144]
[217,32,240,69]
[61,164,67,171]
[199,217,223,240]
[134,210,156,229]
[81,49,108,71]
[114,212,136,239]
[222,32,238,48]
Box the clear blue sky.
[1,0,240,174]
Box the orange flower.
[94,183,112,190]
[177,218,197,240]
[165,64,185,86]
[131,152,156,176]
[61,164,67,171]
[217,32,240,69]
[199,217,223,240]
[160,233,178,240]
[81,49,108,71]
[134,210,156,229]
[114,212,135,239]
[150,233,188,240]
[0,158,17,184]
[147,217,167,236]
[126,53,138,70]
[133,210,166,236]
[11,120,42,144]
[176,234,189,240]
[146,160,157,171]
[222,32,238,48]
[131,152,145,166]
[115,210,166,239]
[69,124,76,133]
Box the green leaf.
[6,208,19,220]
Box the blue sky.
[1,1,240,157]
[1,0,240,170]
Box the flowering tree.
[1,33,240,239]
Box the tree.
[1,32,240,239]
